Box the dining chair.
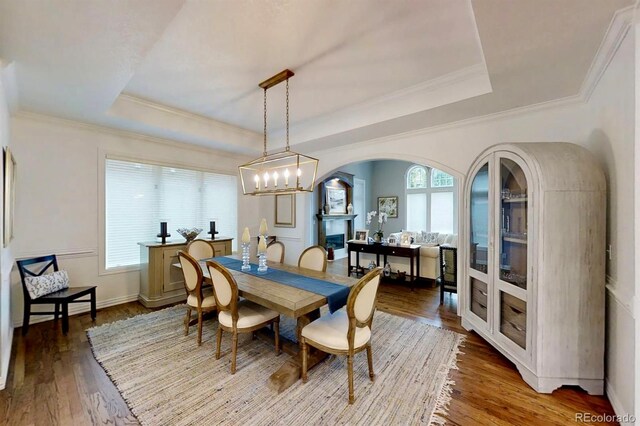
[206,260,280,374]
[298,245,327,272]
[177,250,217,346]
[301,267,382,404]
[266,241,285,263]
[187,239,215,260]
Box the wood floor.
[0,259,616,425]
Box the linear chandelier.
[239,69,319,196]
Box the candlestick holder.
[241,242,251,271]
[257,252,268,273]
[157,221,171,244]
[208,221,219,240]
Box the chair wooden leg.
[231,332,238,374]
[347,354,355,404]
[440,283,444,305]
[90,288,97,321]
[301,338,308,383]
[366,343,375,381]
[197,310,203,346]
[184,308,192,336]
[61,303,69,335]
[216,327,223,360]
[54,303,59,321]
[22,303,31,336]
[274,317,280,355]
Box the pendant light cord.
[286,78,290,152]
[263,88,268,157]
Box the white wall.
[0,65,14,390]
[8,113,260,326]
[585,31,635,418]
[275,30,634,418]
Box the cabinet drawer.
[500,292,526,349]
[470,278,488,321]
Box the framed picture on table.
[354,229,369,243]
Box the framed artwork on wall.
[3,147,15,247]
[275,194,296,228]
[378,196,398,218]
[326,187,346,214]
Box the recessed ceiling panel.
[124,0,485,132]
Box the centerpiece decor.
[257,235,268,272]
[366,211,388,243]
[241,227,251,271]
[176,227,202,243]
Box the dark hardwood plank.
[0,259,617,425]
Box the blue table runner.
[210,257,350,313]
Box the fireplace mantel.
[316,214,357,221]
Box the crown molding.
[116,93,261,140]
[580,5,634,102]
[13,110,252,160]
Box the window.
[105,158,238,269]
[405,165,456,234]
[407,165,427,189]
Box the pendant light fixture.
[239,69,319,196]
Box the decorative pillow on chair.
[25,270,70,299]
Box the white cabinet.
[462,143,606,395]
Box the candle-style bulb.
[284,168,290,186]
[263,171,269,188]
[297,168,302,177]
[273,171,279,187]
[254,174,259,189]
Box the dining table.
[174,254,359,392]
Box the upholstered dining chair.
[298,245,327,272]
[187,239,215,260]
[206,260,280,374]
[177,250,217,346]
[266,241,285,263]
[301,267,383,404]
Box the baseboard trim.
[12,293,140,328]
[0,326,14,390]
[606,380,635,425]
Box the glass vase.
[257,252,268,272]
[241,242,251,271]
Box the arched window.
[407,165,427,189]
[405,165,457,234]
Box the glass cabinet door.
[468,163,490,321]
[499,158,528,290]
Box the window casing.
[105,158,238,270]
[405,165,456,234]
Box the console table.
[347,241,421,286]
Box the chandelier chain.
[286,79,290,152]
[263,88,267,157]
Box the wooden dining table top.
[175,255,358,319]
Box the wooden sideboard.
[138,238,233,307]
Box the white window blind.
[105,159,238,269]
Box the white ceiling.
[0,0,633,155]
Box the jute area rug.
[87,305,464,426]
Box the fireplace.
[326,234,345,250]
